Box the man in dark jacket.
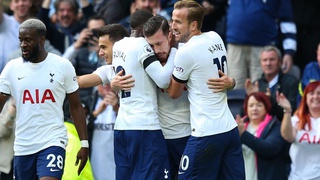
[245,46,298,121]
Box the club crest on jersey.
[50,73,55,83]
[164,169,169,179]
[144,45,153,55]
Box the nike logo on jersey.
[178,171,185,175]
[50,168,60,172]
[18,77,25,80]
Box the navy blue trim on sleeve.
[143,55,158,69]
[172,75,188,84]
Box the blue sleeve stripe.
[172,75,187,84]
[143,55,158,69]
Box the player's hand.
[111,70,135,91]
[207,70,234,92]
[75,147,89,175]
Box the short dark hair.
[87,15,106,25]
[129,9,154,30]
[54,0,79,15]
[98,24,129,43]
[143,15,170,38]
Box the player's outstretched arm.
[67,90,89,175]
[77,74,102,89]
[207,70,235,92]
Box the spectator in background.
[226,0,297,89]
[297,43,320,105]
[237,92,289,180]
[0,98,15,180]
[245,46,298,121]
[63,15,106,105]
[87,84,118,180]
[9,0,33,25]
[160,0,177,18]
[277,81,320,180]
[119,0,171,32]
[0,0,20,73]
[6,0,61,64]
[96,0,131,25]
[199,0,227,33]
[291,0,320,71]
[37,0,95,54]
[49,0,105,23]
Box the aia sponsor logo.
[299,132,320,144]
[22,89,56,104]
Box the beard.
[156,52,168,64]
[178,31,190,43]
[22,45,40,62]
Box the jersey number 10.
[213,55,227,77]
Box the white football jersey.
[112,37,173,130]
[157,48,191,139]
[0,53,78,155]
[172,31,237,137]
[92,65,114,85]
[288,116,320,180]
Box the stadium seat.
[227,88,246,118]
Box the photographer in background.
[63,15,106,105]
